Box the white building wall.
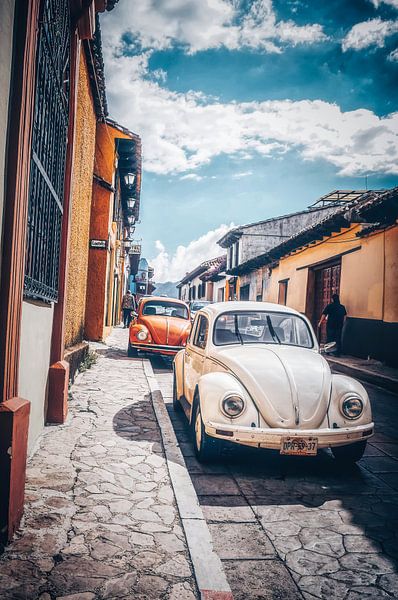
[212,278,226,302]
[0,0,15,279]
[19,301,54,454]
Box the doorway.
[312,261,341,343]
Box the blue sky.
[100,0,398,281]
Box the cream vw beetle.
[173,302,374,463]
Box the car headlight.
[222,395,244,418]
[136,329,148,341]
[342,396,363,419]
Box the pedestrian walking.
[318,293,347,356]
[121,290,135,328]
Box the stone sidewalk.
[0,328,197,600]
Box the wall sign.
[129,244,141,255]
[90,239,107,249]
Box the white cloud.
[342,18,398,51]
[180,173,203,181]
[150,224,233,282]
[102,0,326,55]
[389,47,398,59]
[102,51,398,177]
[232,170,253,178]
[370,0,398,9]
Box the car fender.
[173,349,185,400]
[196,371,259,427]
[329,374,372,428]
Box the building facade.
[218,203,340,302]
[228,189,398,366]
[177,256,226,303]
[0,0,136,544]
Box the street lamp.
[124,173,135,186]
[128,215,136,225]
[129,226,136,236]
[127,198,136,210]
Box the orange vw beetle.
[128,296,191,357]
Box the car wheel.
[127,342,138,358]
[192,398,222,463]
[331,440,366,464]
[172,369,182,412]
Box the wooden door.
[313,262,341,343]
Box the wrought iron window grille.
[24,0,71,303]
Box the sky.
[100,0,398,282]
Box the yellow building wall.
[264,223,398,324]
[64,51,97,348]
[384,225,398,323]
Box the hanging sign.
[129,244,141,254]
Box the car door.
[184,313,209,406]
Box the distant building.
[177,256,226,303]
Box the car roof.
[140,295,188,306]
[200,301,304,318]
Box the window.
[234,241,240,267]
[213,311,313,348]
[239,284,250,300]
[24,0,71,302]
[278,280,289,306]
[142,300,189,320]
[193,315,209,349]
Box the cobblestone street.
[0,328,197,600]
[154,358,398,600]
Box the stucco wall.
[19,301,54,454]
[64,52,97,348]
[264,224,398,324]
[0,0,15,279]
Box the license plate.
[280,437,318,456]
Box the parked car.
[189,300,212,322]
[128,296,191,357]
[173,301,374,463]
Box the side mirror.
[320,341,337,355]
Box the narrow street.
[151,355,398,599]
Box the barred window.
[24,0,71,302]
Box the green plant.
[78,350,98,373]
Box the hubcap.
[195,409,202,450]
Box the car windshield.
[190,301,210,311]
[142,300,189,320]
[213,311,313,348]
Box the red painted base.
[47,360,69,424]
[0,397,30,544]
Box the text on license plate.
[280,437,318,456]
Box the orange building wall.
[84,182,111,341]
[64,51,96,348]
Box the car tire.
[127,342,138,358]
[172,369,182,412]
[331,440,366,464]
[192,398,222,463]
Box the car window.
[193,315,209,350]
[190,301,210,311]
[142,300,188,320]
[213,311,313,348]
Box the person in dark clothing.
[121,290,136,328]
[318,294,347,356]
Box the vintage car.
[173,302,374,463]
[128,296,191,357]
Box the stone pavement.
[327,355,398,394]
[0,327,197,600]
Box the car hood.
[139,316,190,346]
[211,344,331,429]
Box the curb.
[143,360,233,600]
[327,358,398,394]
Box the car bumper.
[129,342,184,356]
[206,421,374,449]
